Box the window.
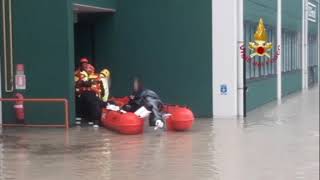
[308,34,318,68]
[244,21,277,80]
[281,29,302,72]
[244,22,302,80]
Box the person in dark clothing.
[77,64,105,128]
[75,58,90,124]
[123,78,165,129]
[80,91,102,127]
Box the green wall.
[244,0,310,111]
[246,77,277,111]
[245,0,318,33]
[73,0,116,9]
[282,71,302,96]
[246,71,303,111]
[0,0,75,125]
[93,0,212,117]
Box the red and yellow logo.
[249,18,272,58]
[241,18,279,67]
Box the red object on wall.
[15,64,26,90]
[14,93,25,122]
[15,75,26,89]
[164,105,195,131]
[101,109,144,135]
[16,64,25,72]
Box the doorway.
[73,4,114,122]
[74,14,97,68]
[0,57,2,124]
[73,4,115,68]
[308,34,319,87]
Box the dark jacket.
[132,89,162,107]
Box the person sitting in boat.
[123,77,165,130]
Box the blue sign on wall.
[220,84,227,95]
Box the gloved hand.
[154,120,164,130]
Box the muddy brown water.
[0,88,319,180]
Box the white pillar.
[302,0,309,90]
[317,0,320,84]
[237,0,244,116]
[212,0,238,117]
[277,0,282,103]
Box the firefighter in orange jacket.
[75,57,89,77]
[79,64,105,128]
[75,58,90,124]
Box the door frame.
[0,56,2,124]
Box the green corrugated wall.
[244,0,310,111]
[94,0,213,117]
[282,71,302,96]
[0,0,75,125]
[246,77,277,111]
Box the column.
[277,0,282,103]
[212,0,241,117]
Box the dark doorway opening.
[73,4,114,122]
[74,14,98,68]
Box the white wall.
[212,0,240,117]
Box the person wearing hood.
[124,77,165,130]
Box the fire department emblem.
[249,18,272,58]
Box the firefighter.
[79,64,105,128]
[74,58,90,124]
[75,57,90,76]
[99,69,111,102]
[124,77,165,130]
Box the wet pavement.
[0,87,319,180]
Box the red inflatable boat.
[163,105,195,131]
[101,109,144,135]
[109,96,130,107]
[102,97,195,134]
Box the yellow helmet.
[100,69,111,78]
[80,71,89,81]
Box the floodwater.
[0,87,319,180]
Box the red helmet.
[85,64,95,73]
[80,57,89,64]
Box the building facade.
[0,0,319,126]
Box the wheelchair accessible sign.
[220,84,228,95]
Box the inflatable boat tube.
[101,109,144,135]
[101,100,195,134]
[109,96,130,107]
[164,105,195,131]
